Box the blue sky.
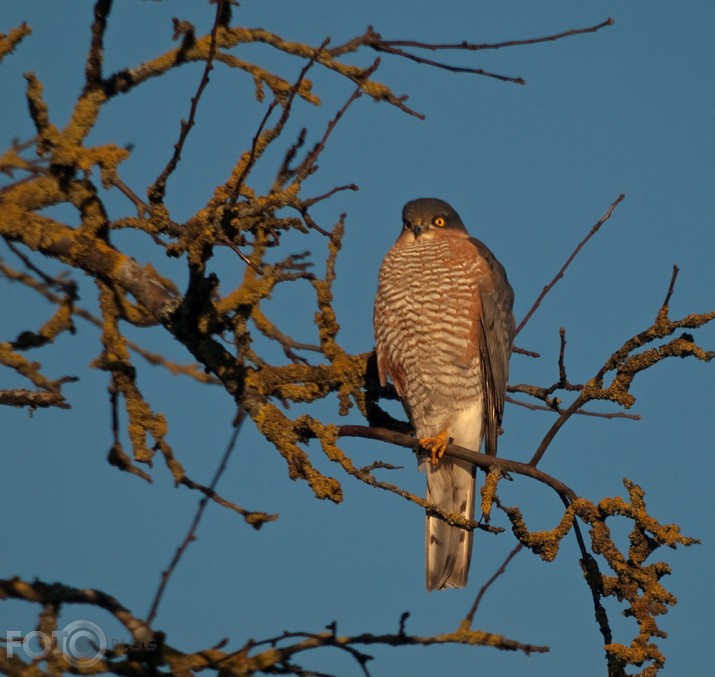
[1,1,714,675]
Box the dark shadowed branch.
[337,424,579,502]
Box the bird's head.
[400,198,468,241]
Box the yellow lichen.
[0,22,32,62]
[480,465,502,519]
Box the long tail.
[423,456,476,591]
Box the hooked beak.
[411,223,426,240]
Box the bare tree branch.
[463,543,523,625]
[148,1,226,204]
[515,193,625,336]
[145,409,275,626]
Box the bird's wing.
[469,237,515,456]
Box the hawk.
[374,198,515,591]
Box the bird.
[374,197,515,591]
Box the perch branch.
[338,425,578,502]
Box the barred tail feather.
[424,457,476,590]
[421,404,481,591]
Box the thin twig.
[373,43,525,84]
[112,176,150,218]
[303,184,359,209]
[557,327,568,384]
[662,264,679,307]
[528,394,585,468]
[464,543,523,625]
[229,39,330,204]
[299,207,331,236]
[251,306,322,363]
[4,237,75,294]
[230,99,279,203]
[329,18,614,87]
[515,193,625,336]
[296,58,381,179]
[382,18,614,53]
[242,627,373,677]
[512,345,540,358]
[505,395,641,421]
[221,235,263,273]
[149,0,224,203]
[146,409,246,625]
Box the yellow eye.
[433,216,446,227]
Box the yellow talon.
[419,429,451,467]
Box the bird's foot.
[419,430,451,467]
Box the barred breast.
[374,234,485,442]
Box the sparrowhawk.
[374,198,515,591]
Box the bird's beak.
[411,223,426,240]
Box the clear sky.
[1,1,714,675]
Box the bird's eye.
[403,220,410,230]
[433,216,446,227]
